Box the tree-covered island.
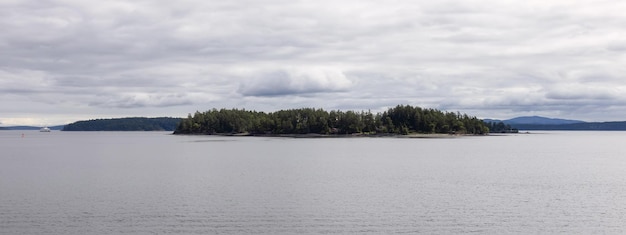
[63,117,182,131]
[173,105,492,136]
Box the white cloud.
[238,67,353,96]
[88,93,194,109]
[545,84,622,101]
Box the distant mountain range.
[483,116,585,125]
[483,116,626,131]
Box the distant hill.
[505,116,585,125]
[484,116,584,125]
[483,116,626,130]
[510,121,626,131]
[63,117,182,131]
[0,125,65,131]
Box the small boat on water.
[40,127,51,132]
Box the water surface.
[1,131,625,234]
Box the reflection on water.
[1,131,625,234]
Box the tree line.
[173,105,491,135]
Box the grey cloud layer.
[1,0,626,125]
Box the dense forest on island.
[174,105,490,135]
[63,117,182,131]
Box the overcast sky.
[2,0,626,126]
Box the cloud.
[2,0,626,125]
[545,84,621,101]
[237,68,353,97]
[89,93,193,109]
[606,41,626,52]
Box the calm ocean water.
[1,130,625,234]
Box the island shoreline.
[171,132,487,138]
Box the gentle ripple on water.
[1,131,626,234]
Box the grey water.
[1,131,625,234]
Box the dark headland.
[63,117,182,131]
